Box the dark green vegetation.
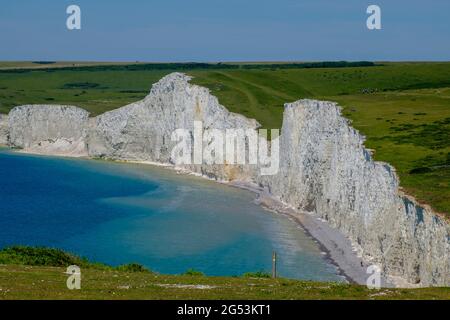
[184,268,205,276]
[0,246,151,273]
[0,61,146,70]
[243,271,272,278]
[0,62,448,216]
[0,246,448,300]
[0,61,374,73]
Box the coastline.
[105,162,400,287]
[117,158,394,287]
[2,70,448,288]
[3,147,396,287]
[228,181,395,287]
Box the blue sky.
[0,0,449,61]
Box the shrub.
[0,246,89,267]
[62,82,100,89]
[409,167,432,174]
[0,246,154,273]
[184,268,204,276]
[115,263,151,273]
[242,271,271,278]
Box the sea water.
[0,149,343,281]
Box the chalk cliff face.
[260,100,449,286]
[88,73,260,181]
[8,105,89,156]
[0,114,8,145]
[3,73,449,286]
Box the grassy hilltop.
[0,61,449,216]
[0,247,448,300]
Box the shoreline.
[114,161,396,287]
[227,181,394,287]
[3,147,394,286]
[228,182,354,283]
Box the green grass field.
[2,265,450,300]
[0,247,448,300]
[0,62,448,216]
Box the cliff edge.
[3,72,449,287]
[261,100,449,286]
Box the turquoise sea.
[0,149,343,281]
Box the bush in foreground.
[184,268,205,276]
[242,271,271,278]
[0,246,151,273]
[0,246,90,267]
[116,263,151,273]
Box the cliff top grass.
[0,246,448,300]
[0,61,448,216]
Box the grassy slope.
[0,62,448,216]
[0,69,169,115]
[0,246,448,300]
[1,264,449,300]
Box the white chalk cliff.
[1,73,448,286]
[0,114,8,145]
[7,105,90,156]
[262,100,449,286]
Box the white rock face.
[259,100,449,286]
[8,105,90,156]
[0,114,8,145]
[3,73,449,286]
[88,73,260,181]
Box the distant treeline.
[0,61,376,73]
[32,61,56,65]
